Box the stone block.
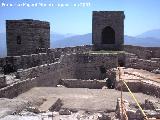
[0,75,6,88]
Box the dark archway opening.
[101,26,115,44]
[118,59,125,67]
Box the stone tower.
[92,11,125,50]
[6,19,50,56]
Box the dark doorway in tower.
[101,26,115,44]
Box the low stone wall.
[0,52,55,73]
[60,79,106,89]
[116,80,141,92]
[0,78,37,98]
[37,45,92,57]
[141,80,160,98]
[125,58,160,71]
[124,45,160,59]
[151,58,160,62]
[116,80,160,98]
[16,59,68,87]
[0,64,61,98]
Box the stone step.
[38,97,62,112]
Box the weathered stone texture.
[60,79,106,89]
[0,78,37,98]
[0,52,55,74]
[16,53,118,80]
[0,45,92,74]
[68,53,118,80]
[0,75,6,88]
[6,19,50,56]
[92,11,125,50]
[116,80,160,98]
[126,58,160,71]
[124,45,160,59]
[0,44,160,98]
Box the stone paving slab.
[38,97,60,112]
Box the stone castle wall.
[116,80,160,98]
[17,53,118,81]
[124,45,160,59]
[36,45,92,57]
[0,53,118,98]
[124,46,160,71]
[1,44,159,73]
[0,45,160,98]
[74,53,118,79]
[125,57,160,71]
[0,52,55,73]
[0,45,92,73]
[6,19,50,56]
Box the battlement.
[6,19,50,29]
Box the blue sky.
[0,0,160,36]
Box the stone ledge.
[60,79,107,89]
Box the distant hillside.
[51,32,77,41]
[51,33,160,48]
[136,29,160,39]
[50,33,78,47]
[51,33,91,48]
[124,35,160,47]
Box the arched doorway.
[101,26,115,44]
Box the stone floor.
[0,87,160,119]
[17,87,160,111]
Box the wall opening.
[118,59,125,67]
[101,26,115,44]
[17,35,21,44]
[99,66,106,74]
[106,78,115,89]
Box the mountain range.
[51,29,160,48]
[0,29,160,57]
[136,29,160,39]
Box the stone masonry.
[92,11,125,50]
[6,19,50,56]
